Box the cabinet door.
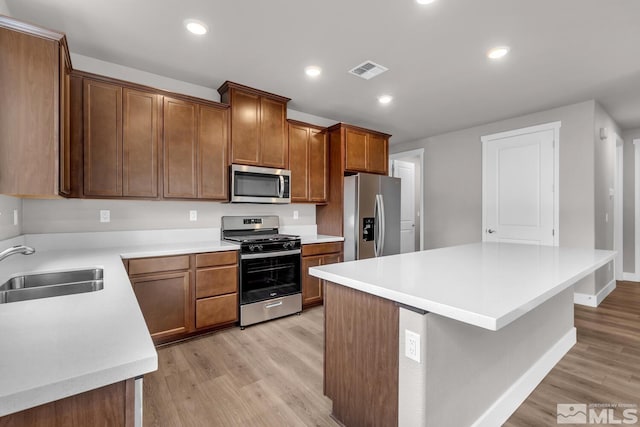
[344,128,368,173]
[308,128,328,202]
[198,105,229,199]
[83,79,122,196]
[302,256,323,307]
[59,43,71,196]
[260,97,288,168]
[230,89,260,165]
[195,293,238,329]
[288,123,309,202]
[0,26,59,196]
[163,97,197,198]
[196,265,238,298]
[131,271,190,342]
[123,89,159,197]
[367,134,388,175]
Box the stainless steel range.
[221,216,302,328]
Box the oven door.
[240,250,301,304]
[231,164,291,204]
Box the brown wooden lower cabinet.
[301,242,343,308]
[0,379,135,427]
[130,270,190,342]
[127,250,238,345]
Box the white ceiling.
[6,0,640,143]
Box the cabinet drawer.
[195,251,238,268]
[302,242,343,257]
[196,265,238,298]
[128,255,190,275]
[196,293,238,329]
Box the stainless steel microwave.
[230,164,291,204]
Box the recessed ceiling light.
[487,46,510,59]
[184,19,208,35]
[305,66,322,77]
[416,0,436,4]
[378,95,393,104]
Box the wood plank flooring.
[144,282,640,427]
[143,308,339,427]
[505,281,640,426]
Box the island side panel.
[424,287,575,426]
[0,378,135,426]
[324,282,399,427]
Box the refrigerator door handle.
[378,194,386,256]
[374,194,380,257]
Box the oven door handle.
[241,249,301,259]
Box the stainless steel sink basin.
[0,268,104,303]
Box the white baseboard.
[573,279,617,307]
[623,272,640,282]
[471,328,577,427]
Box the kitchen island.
[309,242,615,427]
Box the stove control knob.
[257,244,263,251]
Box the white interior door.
[392,160,416,253]
[482,123,559,246]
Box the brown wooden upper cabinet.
[218,81,290,169]
[163,97,229,200]
[330,123,389,175]
[83,77,160,198]
[288,120,328,203]
[0,16,72,197]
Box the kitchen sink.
[0,268,104,304]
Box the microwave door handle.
[279,176,285,198]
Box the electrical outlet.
[405,330,421,363]
[13,209,18,226]
[189,210,198,221]
[100,210,110,223]
[293,210,299,220]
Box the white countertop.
[0,238,240,416]
[0,229,341,416]
[309,242,615,331]
[301,235,344,245]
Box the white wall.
[22,199,315,234]
[391,100,604,294]
[0,196,21,240]
[391,100,596,251]
[593,103,620,291]
[0,0,10,15]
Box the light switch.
[13,209,18,226]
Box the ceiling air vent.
[348,60,388,80]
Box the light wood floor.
[505,281,640,426]
[145,282,640,427]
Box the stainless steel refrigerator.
[344,173,401,261]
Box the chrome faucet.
[0,245,36,262]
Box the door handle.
[378,194,385,256]
[278,176,285,198]
[487,229,496,234]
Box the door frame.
[481,121,561,246]
[389,148,425,250]
[632,138,640,281]
[614,133,623,280]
